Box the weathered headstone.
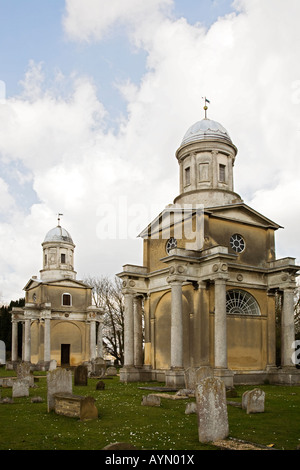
[141,394,161,407]
[74,365,88,386]
[106,366,117,376]
[242,390,250,410]
[0,340,6,364]
[96,381,105,390]
[246,388,265,414]
[80,396,99,420]
[47,368,72,412]
[196,377,229,443]
[49,360,57,371]
[16,362,34,386]
[12,378,30,398]
[184,366,213,390]
[185,402,197,414]
[91,357,106,377]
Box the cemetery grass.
[0,369,299,451]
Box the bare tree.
[84,275,124,365]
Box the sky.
[0,0,300,304]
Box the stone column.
[214,278,227,369]
[133,295,143,367]
[281,288,295,367]
[170,279,183,369]
[90,320,97,361]
[44,318,51,363]
[24,318,31,363]
[97,319,103,358]
[11,320,18,362]
[124,289,134,367]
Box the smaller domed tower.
[40,218,76,281]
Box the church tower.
[40,215,76,281]
[10,220,103,369]
[118,107,300,387]
[174,117,242,207]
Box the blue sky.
[1,0,234,110]
[1,0,300,303]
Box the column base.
[213,368,234,388]
[119,366,152,383]
[165,368,185,388]
[268,366,300,385]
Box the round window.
[230,233,245,253]
[166,237,177,255]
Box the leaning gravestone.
[47,368,72,412]
[74,365,88,386]
[196,377,229,443]
[0,340,6,364]
[246,388,265,414]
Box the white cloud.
[1,0,300,303]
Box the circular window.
[226,289,260,316]
[230,234,245,253]
[166,237,177,255]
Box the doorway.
[61,344,70,366]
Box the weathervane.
[57,213,63,226]
[202,96,210,119]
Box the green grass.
[0,368,299,450]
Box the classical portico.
[118,113,300,386]
[10,221,103,370]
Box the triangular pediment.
[207,203,282,229]
[138,202,281,239]
[24,277,91,291]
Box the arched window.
[226,289,260,316]
[62,293,72,306]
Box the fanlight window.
[226,289,260,316]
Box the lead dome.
[181,118,232,146]
[43,226,74,244]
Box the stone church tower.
[11,219,103,369]
[118,112,300,387]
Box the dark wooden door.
[61,344,70,366]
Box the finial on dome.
[57,213,63,227]
[202,96,210,119]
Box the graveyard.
[0,365,300,450]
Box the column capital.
[167,275,185,285]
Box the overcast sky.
[1,0,300,304]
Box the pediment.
[207,203,282,229]
[24,277,90,291]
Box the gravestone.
[49,360,57,371]
[96,381,105,390]
[0,340,6,364]
[12,378,30,398]
[196,377,229,443]
[141,394,161,407]
[91,357,106,377]
[74,365,88,386]
[246,388,265,414]
[106,366,117,376]
[47,368,72,412]
[184,366,213,390]
[185,402,197,414]
[17,362,34,386]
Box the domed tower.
[174,116,243,207]
[40,217,76,281]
